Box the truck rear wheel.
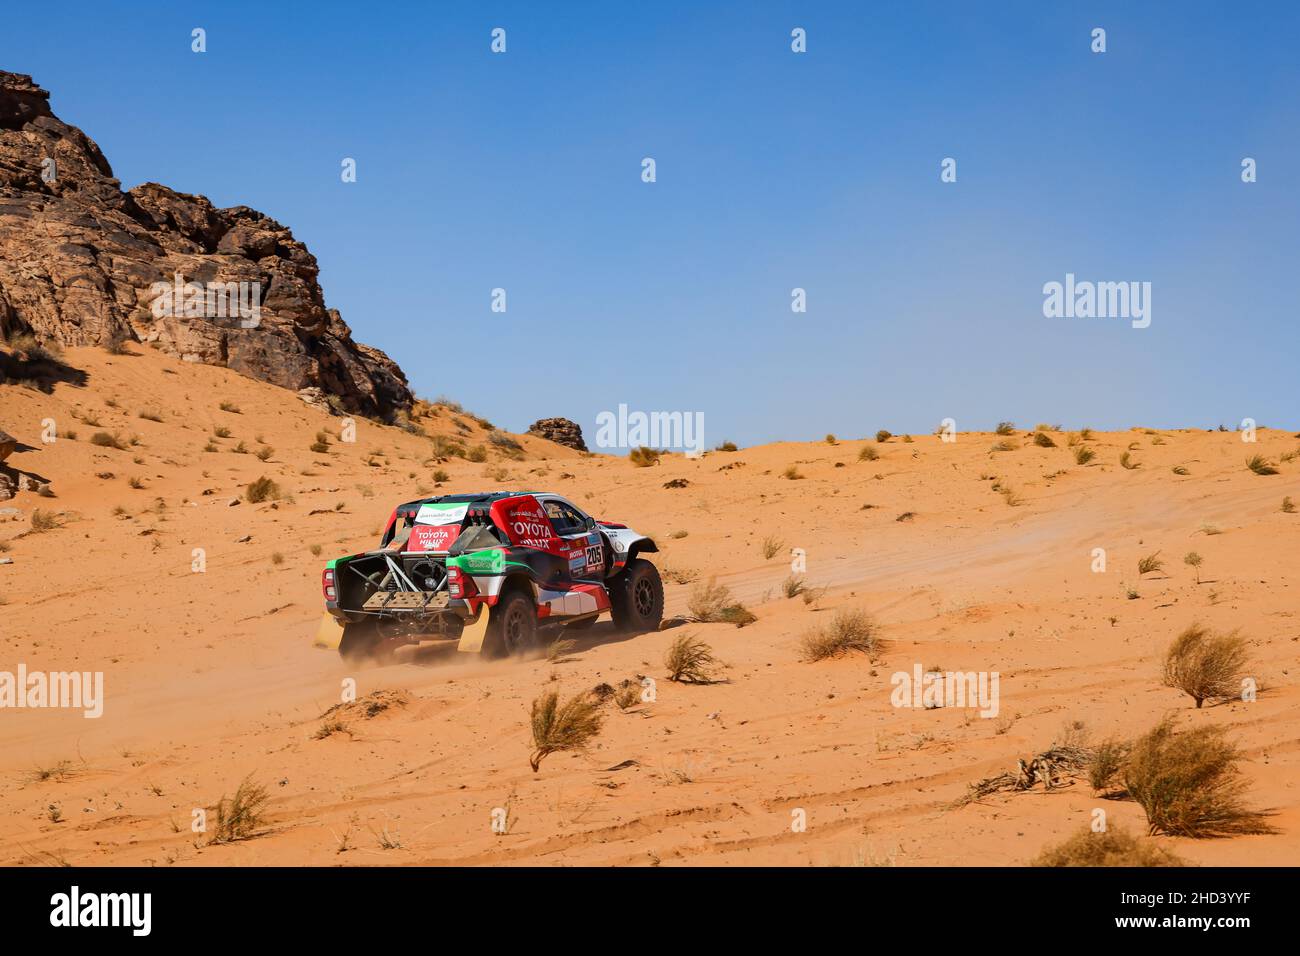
[609,558,664,633]
[338,619,398,665]
[483,589,538,658]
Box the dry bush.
[1073,446,1096,465]
[781,574,806,598]
[1124,717,1272,836]
[30,509,61,533]
[716,440,738,452]
[858,445,879,461]
[1120,451,1139,469]
[781,465,803,480]
[1283,496,1296,513]
[529,689,603,771]
[1088,738,1131,794]
[1137,551,1163,576]
[1032,431,1056,448]
[800,608,877,661]
[664,634,722,683]
[1162,623,1248,708]
[629,446,660,467]
[688,577,755,625]
[89,431,126,450]
[256,446,273,461]
[761,535,784,559]
[246,476,282,503]
[825,434,838,445]
[875,430,891,443]
[989,440,1017,453]
[1246,454,1278,476]
[995,421,1016,436]
[1032,825,1185,867]
[546,638,577,663]
[137,408,163,422]
[210,776,270,843]
[1183,551,1204,583]
[1172,465,1190,475]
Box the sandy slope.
[1,347,1297,866]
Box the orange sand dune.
[1,347,1297,866]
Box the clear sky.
[4,2,1298,447]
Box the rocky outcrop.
[528,417,587,451]
[0,71,411,418]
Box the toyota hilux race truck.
[318,491,664,662]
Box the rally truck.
[317,491,664,663]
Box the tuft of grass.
[1172,465,1190,475]
[1246,454,1278,476]
[1124,717,1272,837]
[781,465,804,480]
[761,535,784,560]
[137,408,163,422]
[89,431,126,450]
[1120,451,1139,469]
[1162,623,1248,709]
[256,446,273,461]
[781,574,806,598]
[800,608,878,661]
[246,476,282,503]
[127,476,145,490]
[30,509,62,533]
[213,426,232,439]
[1088,738,1131,794]
[209,776,270,844]
[1032,431,1056,448]
[989,440,1017,453]
[1073,446,1096,465]
[664,634,722,683]
[999,486,1022,507]
[1032,825,1185,867]
[1080,427,1094,440]
[628,446,660,467]
[1137,551,1164,576]
[546,638,577,663]
[432,469,450,483]
[219,401,241,413]
[858,445,879,462]
[528,690,603,771]
[1283,496,1296,514]
[687,577,754,626]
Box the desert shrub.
[989,441,1017,453]
[875,430,891,443]
[1073,446,1096,465]
[127,476,145,489]
[30,509,61,533]
[432,469,450,483]
[213,426,233,439]
[1124,717,1272,836]
[246,476,282,503]
[466,444,488,463]
[1032,825,1185,867]
[1162,623,1248,708]
[1088,738,1131,794]
[1246,454,1278,476]
[825,434,838,445]
[1183,551,1203,583]
[688,577,755,626]
[1120,451,1139,469]
[800,608,877,661]
[256,446,273,461]
[1137,552,1163,576]
[782,465,803,480]
[664,634,722,683]
[629,446,660,467]
[761,535,784,560]
[1283,496,1296,514]
[782,575,806,598]
[210,776,270,844]
[1033,431,1056,448]
[219,401,241,413]
[90,431,126,450]
[529,690,603,771]
[137,408,163,422]
[858,445,879,462]
[716,440,738,452]
[1172,465,1190,475]
[995,421,1016,436]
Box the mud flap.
[313,613,345,650]
[456,607,490,654]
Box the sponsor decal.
[415,502,469,526]
[452,549,506,575]
[409,525,458,552]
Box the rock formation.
[0,71,411,418]
[528,417,587,451]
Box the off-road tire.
[338,619,398,665]
[484,588,539,658]
[609,558,664,633]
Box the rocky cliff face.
[0,71,411,418]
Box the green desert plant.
[528,690,603,772]
[1162,623,1248,709]
[1032,825,1185,867]
[800,608,878,661]
[1246,454,1278,476]
[1183,551,1203,583]
[1124,717,1272,837]
[1088,738,1131,794]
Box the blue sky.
[5,2,1298,446]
